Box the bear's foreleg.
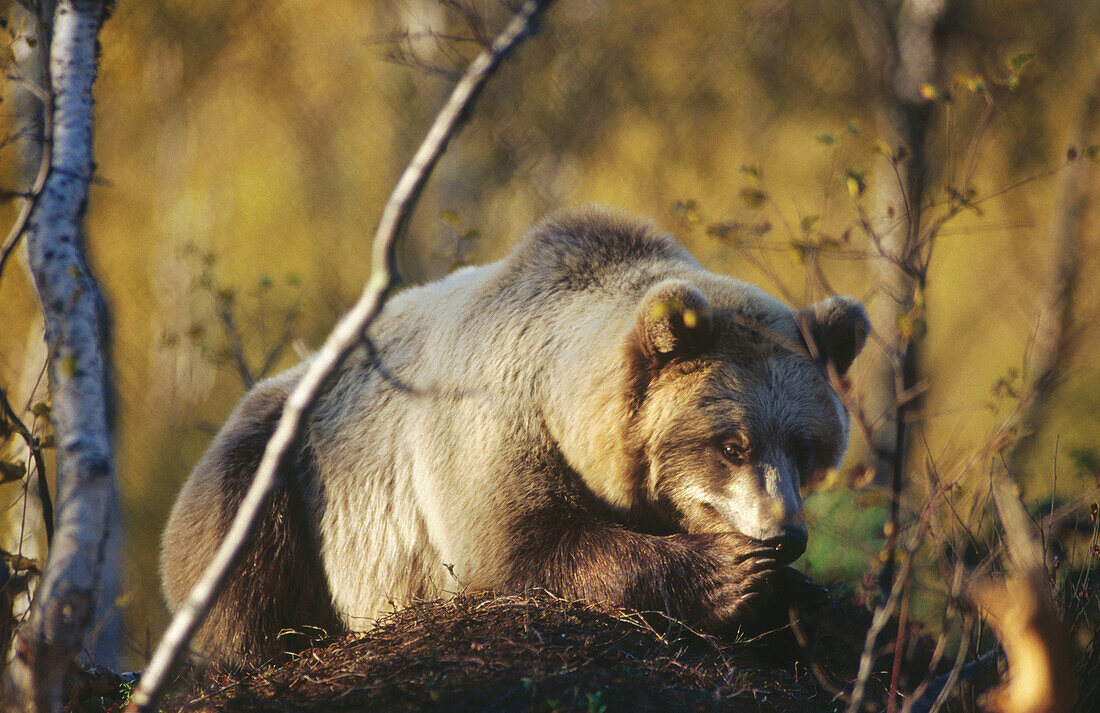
[504,508,803,634]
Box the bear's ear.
[634,280,714,361]
[796,296,870,376]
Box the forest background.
[1,0,1099,672]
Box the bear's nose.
[764,526,807,564]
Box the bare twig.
[0,110,51,291]
[900,553,970,713]
[0,388,53,545]
[5,1,119,711]
[213,297,256,389]
[788,607,866,710]
[844,526,919,713]
[906,619,984,713]
[0,1,54,290]
[844,459,957,713]
[256,314,296,381]
[887,575,912,713]
[123,2,556,711]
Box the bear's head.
[624,278,869,563]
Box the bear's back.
[500,209,698,296]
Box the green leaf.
[800,215,820,233]
[1085,145,1100,162]
[739,164,761,179]
[30,402,51,420]
[816,133,840,147]
[1009,52,1035,72]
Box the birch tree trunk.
[4,2,119,712]
[1004,54,1100,477]
[849,0,945,588]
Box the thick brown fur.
[161,208,869,664]
[160,379,342,663]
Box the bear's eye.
[718,435,750,465]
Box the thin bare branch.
[213,298,255,389]
[0,389,52,545]
[123,2,556,711]
[0,122,51,291]
[0,0,55,290]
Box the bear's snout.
[762,525,807,565]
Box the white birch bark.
[849,0,944,488]
[4,2,119,712]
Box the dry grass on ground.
[66,577,1100,713]
[164,591,913,713]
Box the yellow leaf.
[845,172,865,199]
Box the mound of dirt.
[169,591,905,713]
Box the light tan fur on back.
[160,208,869,664]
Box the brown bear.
[160,209,869,664]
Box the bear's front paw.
[694,532,786,632]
